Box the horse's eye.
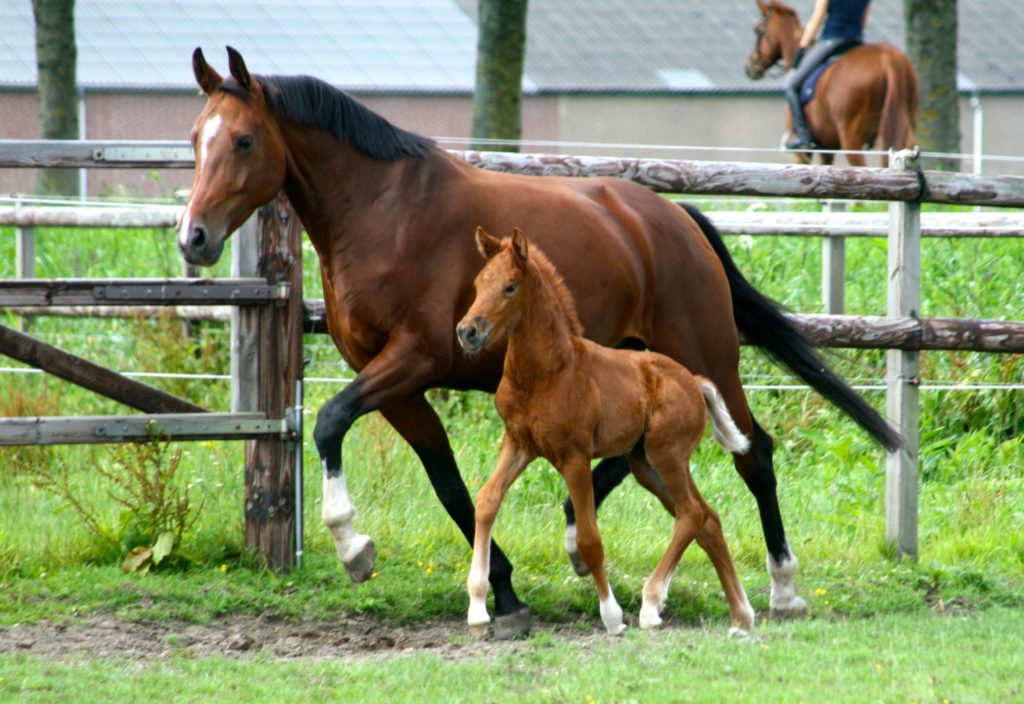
[235,135,255,152]
[503,283,518,296]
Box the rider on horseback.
[784,0,871,150]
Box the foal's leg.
[562,452,626,634]
[562,456,631,577]
[693,501,756,634]
[381,396,530,635]
[689,363,807,617]
[632,447,703,630]
[467,434,531,634]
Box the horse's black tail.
[679,202,901,451]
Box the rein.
[749,8,789,80]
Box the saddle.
[799,54,842,105]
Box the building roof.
[1,0,1020,93]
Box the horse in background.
[745,0,919,166]
[457,227,755,635]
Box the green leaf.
[152,531,175,565]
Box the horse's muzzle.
[177,220,227,266]
[456,317,492,355]
[744,58,764,80]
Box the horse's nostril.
[465,326,478,341]
[190,225,207,249]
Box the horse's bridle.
[747,8,787,80]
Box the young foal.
[457,227,756,635]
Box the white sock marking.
[322,466,370,565]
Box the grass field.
[1,198,1022,702]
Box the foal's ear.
[192,48,224,95]
[511,228,529,267]
[756,0,770,14]
[226,46,252,92]
[475,226,503,260]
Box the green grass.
[1,202,1023,700]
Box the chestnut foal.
[457,227,756,635]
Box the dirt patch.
[0,613,603,662]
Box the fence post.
[235,196,304,571]
[821,200,845,314]
[885,150,921,560]
[15,198,35,332]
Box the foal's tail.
[679,203,902,451]
[878,48,919,151]
[698,378,750,455]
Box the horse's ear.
[192,48,223,95]
[475,226,502,260]
[756,0,769,14]
[226,46,252,92]
[511,228,529,267]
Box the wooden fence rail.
[4,140,1024,565]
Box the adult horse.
[745,0,919,166]
[178,47,899,637]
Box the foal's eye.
[235,135,255,152]
[503,283,518,296]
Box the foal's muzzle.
[456,317,493,355]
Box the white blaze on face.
[177,113,223,249]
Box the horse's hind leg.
[562,453,626,634]
[382,396,532,639]
[633,445,703,630]
[693,501,756,634]
[740,417,807,617]
[562,456,632,577]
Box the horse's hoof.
[343,538,377,583]
[468,623,490,640]
[568,550,591,577]
[769,597,808,620]
[728,626,755,640]
[494,607,533,640]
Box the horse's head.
[456,227,530,355]
[745,1,800,80]
[178,47,287,266]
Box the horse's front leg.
[313,334,441,582]
[380,396,532,638]
[466,434,531,635]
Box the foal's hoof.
[567,550,591,577]
[769,596,808,621]
[343,538,377,584]
[494,607,534,640]
[564,527,590,577]
[468,622,490,640]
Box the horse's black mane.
[221,74,434,160]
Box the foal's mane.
[524,244,584,338]
[220,74,435,160]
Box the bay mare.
[458,227,756,635]
[745,0,918,165]
[178,47,899,637]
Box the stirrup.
[784,131,817,151]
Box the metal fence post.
[821,200,846,314]
[885,150,921,560]
[15,197,35,332]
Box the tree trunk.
[32,0,80,196]
[903,0,959,171]
[470,0,529,152]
